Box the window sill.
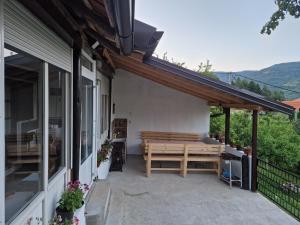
[9,191,45,225]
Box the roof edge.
[144,56,295,115]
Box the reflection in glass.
[5,46,43,222]
[48,65,66,179]
[81,77,93,163]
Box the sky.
[135,0,300,72]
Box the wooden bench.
[144,141,223,177]
[183,143,223,177]
[141,131,202,153]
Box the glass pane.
[81,77,93,163]
[81,55,93,72]
[4,46,43,222]
[48,65,66,179]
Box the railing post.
[251,110,258,192]
[224,107,230,145]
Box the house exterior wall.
[1,1,73,224]
[112,69,210,155]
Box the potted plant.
[49,215,79,225]
[97,139,113,179]
[56,181,89,223]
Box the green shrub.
[210,109,300,174]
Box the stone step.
[85,180,111,225]
[105,189,124,225]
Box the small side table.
[220,152,242,188]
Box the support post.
[224,107,230,145]
[251,110,258,192]
[72,46,82,181]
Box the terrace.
[104,156,299,225]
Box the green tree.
[156,52,219,80]
[195,60,219,80]
[209,107,225,136]
[231,78,285,101]
[209,110,300,174]
[262,0,300,34]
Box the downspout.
[72,46,82,181]
[108,77,112,139]
[107,0,135,55]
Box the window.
[4,46,43,222]
[81,55,93,72]
[48,65,66,179]
[101,94,109,134]
[81,77,93,163]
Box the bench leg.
[146,159,151,177]
[180,161,184,176]
[217,161,221,177]
[183,160,187,177]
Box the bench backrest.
[146,143,224,155]
[141,131,202,142]
[146,143,186,154]
[187,144,223,155]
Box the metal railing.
[257,158,300,221]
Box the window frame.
[0,1,5,224]
[1,47,71,224]
[3,44,45,224]
[48,64,69,181]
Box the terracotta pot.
[244,147,252,156]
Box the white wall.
[96,71,110,146]
[112,69,210,155]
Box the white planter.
[97,152,112,180]
[73,204,86,225]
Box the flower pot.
[73,203,86,225]
[97,152,112,180]
[56,207,74,222]
[244,147,252,156]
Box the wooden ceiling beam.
[208,102,265,111]
[62,0,115,40]
[50,0,83,31]
[86,29,119,54]
[103,49,116,70]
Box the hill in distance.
[215,62,300,100]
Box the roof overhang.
[110,53,295,115]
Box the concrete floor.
[107,156,299,225]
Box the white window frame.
[1,54,71,225]
[80,50,97,182]
[0,0,5,224]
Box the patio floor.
[106,155,299,225]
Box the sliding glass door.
[79,53,96,185]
